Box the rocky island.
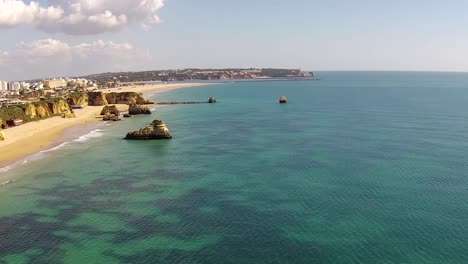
[125,120,172,140]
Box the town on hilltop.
[0,68,314,107]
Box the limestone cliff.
[129,104,151,115]
[88,92,109,106]
[88,91,153,106]
[68,93,89,106]
[48,99,70,115]
[0,129,4,141]
[105,92,154,105]
[0,99,73,123]
[100,105,120,116]
[24,102,53,119]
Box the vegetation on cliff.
[68,92,89,106]
[0,98,73,125]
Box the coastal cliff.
[68,93,89,106]
[0,99,74,125]
[88,92,109,106]
[88,92,154,106]
[106,92,154,105]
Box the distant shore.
[0,82,209,167]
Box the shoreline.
[0,82,210,169]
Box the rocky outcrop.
[0,129,4,141]
[24,99,70,119]
[88,92,108,106]
[62,110,76,119]
[49,99,70,115]
[105,92,154,105]
[103,113,121,121]
[208,97,217,103]
[129,104,151,115]
[279,96,288,104]
[88,91,153,106]
[68,93,89,106]
[100,105,120,116]
[125,120,172,140]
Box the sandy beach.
[0,82,208,166]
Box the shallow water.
[1,72,468,263]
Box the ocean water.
[1,72,468,263]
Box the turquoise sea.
[1,72,468,263]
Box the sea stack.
[129,104,152,115]
[125,120,172,140]
[100,105,120,116]
[208,97,217,103]
[279,96,288,104]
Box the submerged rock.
[208,97,217,103]
[125,120,172,140]
[279,96,288,104]
[129,104,151,115]
[100,105,120,116]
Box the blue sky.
[1,0,468,80]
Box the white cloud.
[0,39,152,80]
[0,0,165,35]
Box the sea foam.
[74,129,104,143]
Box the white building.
[9,82,21,91]
[0,81,8,91]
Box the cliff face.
[88,92,109,106]
[24,102,53,119]
[105,92,154,105]
[49,99,70,115]
[88,91,153,106]
[0,129,4,141]
[0,99,73,123]
[129,104,151,115]
[68,93,89,106]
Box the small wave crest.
[74,129,104,142]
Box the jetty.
[156,101,210,105]
[156,97,217,105]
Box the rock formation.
[0,99,73,124]
[68,93,89,106]
[103,113,121,121]
[23,99,71,119]
[279,96,288,104]
[125,120,172,140]
[88,92,108,106]
[106,92,154,105]
[129,104,151,115]
[49,99,71,115]
[62,110,76,119]
[87,91,153,106]
[208,97,217,103]
[0,129,5,141]
[100,105,120,116]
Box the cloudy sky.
[1,0,468,80]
